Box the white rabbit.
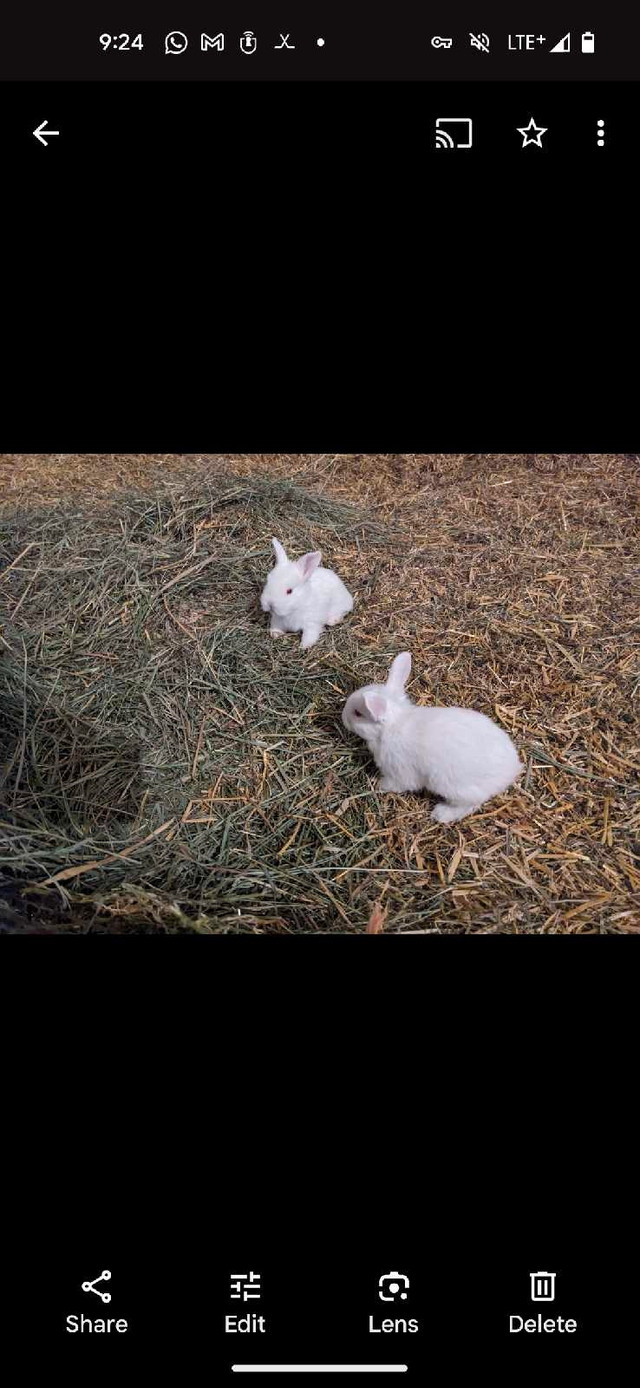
[260,538,354,649]
[342,651,523,823]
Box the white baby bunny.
[260,537,354,649]
[342,652,523,823]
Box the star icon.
[517,117,548,148]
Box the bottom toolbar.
[3,1246,637,1380]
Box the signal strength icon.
[550,33,571,53]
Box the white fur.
[342,652,522,823]
[260,538,354,649]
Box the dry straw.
[1,453,639,933]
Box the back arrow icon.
[34,120,60,146]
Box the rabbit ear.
[362,692,388,722]
[298,551,322,581]
[387,652,411,689]
[272,538,287,565]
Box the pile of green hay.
[1,465,409,932]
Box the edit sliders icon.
[230,1272,261,1301]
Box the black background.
[2,2,638,1367]
[2,79,635,450]
[4,951,638,1379]
[7,1240,637,1377]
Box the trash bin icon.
[530,1271,556,1301]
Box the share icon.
[81,1270,112,1303]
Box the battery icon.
[581,32,595,54]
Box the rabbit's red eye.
[286,588,293,594]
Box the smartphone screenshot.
[1,2,638,1378]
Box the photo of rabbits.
[1,453,638,933]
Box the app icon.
[230,1272,262,1300]
[435,117,473,150]
[517,117,548,148]
[378,1271,409,1302]
[530,1271,556,1302]
[240,32,257,55]
[164,31,188,55]
[33,120,60,147]
[201,33,224,52]
[81,1270,112,1303]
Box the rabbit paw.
[270,626,286,638]
[431,801,476,824]
[300,626,322,650]
[378,777,404,793]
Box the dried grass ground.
[1,453,639,933]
